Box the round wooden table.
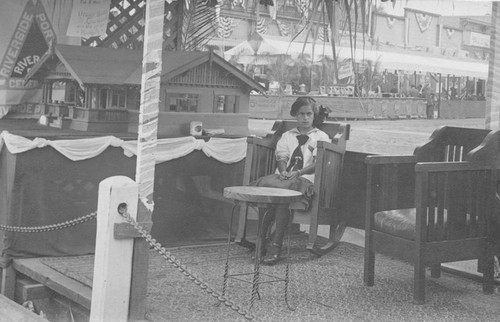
[222,186,303,310]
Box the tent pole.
[129,0,165,320]
[438,73,441,118]
[446,74,450,99]
[465,76,469,96]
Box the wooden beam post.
[486,1,500,130]
[90,176,139,322]
[129,0,165,320]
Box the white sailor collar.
[289,127,321,135]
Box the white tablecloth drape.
[0,131,247,164]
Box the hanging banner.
[66,0,111,38]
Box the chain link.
[120,212,258,321]
[0,212,97,233]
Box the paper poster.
[469,32,490,49]
[337,61,354,80]
[66,0,111,38]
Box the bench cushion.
[374,208,416,240]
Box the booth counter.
[249,95,428,120]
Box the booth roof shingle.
[55,44,142,85]
[30,45,266,93]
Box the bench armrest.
[365,155,417,165]
[415,161,497,173]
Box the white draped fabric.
[202,137,248,163]
[0,131,247,164]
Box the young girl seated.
[250,96,330,265]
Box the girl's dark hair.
[290,96,329,126]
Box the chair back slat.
[444,145,465,162]
[426,174,438,241]
[415,126,491,162]
[435,172,446,240]
[425,169,491,242]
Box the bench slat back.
[424,169,493,242]
[414,126,491,162]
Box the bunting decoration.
[215,0,221,19]
[415,13,432,33]
[214,16,235,38]
[445,28,455,38]
[318,24,329,42]
[386,17,396,29]
[296,0,310,18]
[256,17,268,34]
[231,0,246,8]
[276,19,290,37]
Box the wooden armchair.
[235,120,350,255]
[364,126,497,304]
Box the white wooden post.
[90,176,138,322]
[129,0,165,319]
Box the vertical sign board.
[486,1,500,130]
[0,0,56,117]
[130,0,165,319]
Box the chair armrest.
[365,155,417,165]
[247,136,274,148]
[415,161,496,173]
[318,140,346,154]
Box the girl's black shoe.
[261,243,282,265]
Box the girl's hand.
[280,171,289,180]
[288,170,300,180]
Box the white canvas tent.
[225,35,488,79]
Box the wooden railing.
[46,103,70,117]
[70,107,128,122]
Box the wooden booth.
[25,44,266,136]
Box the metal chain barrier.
[0,212,97,233]
[119,211,258,321]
